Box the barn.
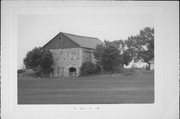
[43,32,103,78]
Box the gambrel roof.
[43,32,103,49]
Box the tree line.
[92,27,154,73]
[23,27,154,77]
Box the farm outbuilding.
[43,32,102,78]
[149,58,154,70]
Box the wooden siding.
[43,34,62,49]
[43,33,80,50]
[61,34,80,49]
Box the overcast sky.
[18,7,154,69]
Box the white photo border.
[1,1,179,119]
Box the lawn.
[18,70,154,104]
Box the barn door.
[69,67,76,77]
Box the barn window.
[69,67,76,77]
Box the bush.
[80,62,102,76]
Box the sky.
[18,7,154,69]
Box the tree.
[124,27,154,68]
[24,47,53,77]
[93,40,122,72]
[93,44,105,64]
[112,40,135,67]
[122,48,133,66]
[104,39,132,67]
[138,27,154,67]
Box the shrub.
[80,62,102,76]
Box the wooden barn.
[43,32,102,78]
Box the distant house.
[149,58,154,70]
[43,32,102,78]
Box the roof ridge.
[61,32,99,39]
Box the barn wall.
[50,48,96,77]
[50,48,82,77]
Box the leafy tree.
[124,27,154,68]
[93,40,122,72]
[112,40,135,67]
[93,44,105,64]
[122,48,133,66]
[138,27,154,67]
[104,40,132,67]
[111,40,125,54]
[24,47,53,77]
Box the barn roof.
[62,32,103,49]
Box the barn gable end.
[42,32,103,78]
[43,33,62,49]
[43,33,80,50]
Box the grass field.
[18,70,154,104]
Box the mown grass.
[18,70,154,104]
